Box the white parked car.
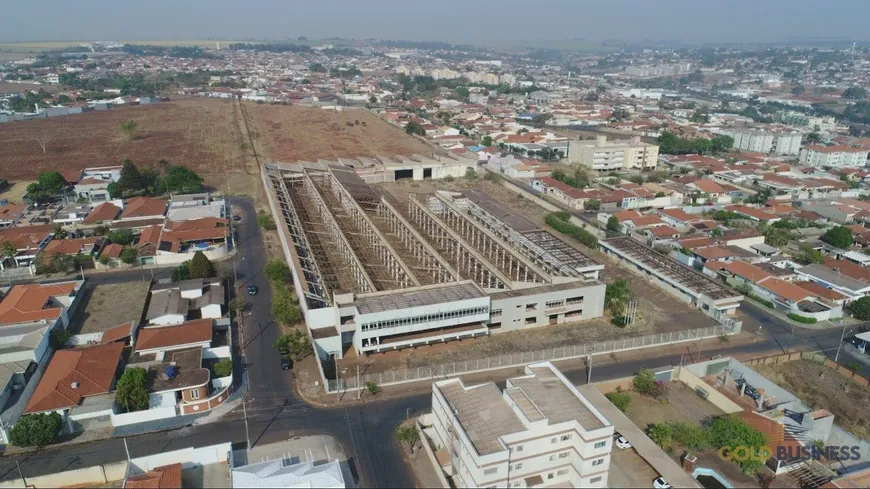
[653,477,672,489]
[615,436,631,450]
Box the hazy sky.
[2,0,867,44]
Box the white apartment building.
[727,129,802,156]
[430,362,614,489]
[568,135,659,171]
[799,145,869,168]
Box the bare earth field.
[0,98,247,187]
[245,104,436,162]
[753,359,870,441]
[68,281,151,335]
[0,83,54,94]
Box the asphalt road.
[0,197,864,487]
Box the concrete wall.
[675,366,743,414]
[67,332,103,346]
[203,346,231,359]
[129,442,232,472]
[110,405,178,427]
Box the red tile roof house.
[23,342,124,428]
[0,203,27,229]
[128,318,234,418]
[117,197,168,226]
[0,281,84,438]
[0,224,55,269]
[149,218,231,266]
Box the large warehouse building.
[263,160,606,360]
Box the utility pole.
[786,322,797,353]
[124,437,131,461]
[586,354,592,384]
[243,401,251,450]
[835,323,850,363]
[356,366,361,399]
[698,338,703,363]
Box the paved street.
[0,197,862,488]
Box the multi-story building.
[568,136,659,171]
[727,129,802,156]
[799,145,869,168]
[430,362,614,488]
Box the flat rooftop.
[488,280,600,300]
[437,380,525,456]
[510,365,606,429]
[602,236,740,301]
[354,282,484,315]
[461,189,541,234]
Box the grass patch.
[787,313,817,324]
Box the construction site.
[263,159,607,364]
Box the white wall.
[129,442,232,472]
[203,346,231,359]
[110,405,177,427]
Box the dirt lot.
[68,281,151,335]
[0,181,32,204]
[753,359,870,441]
[245,105,436,162]
[0,83,54,94]
[0,98,247,187]
[623,381,725,431]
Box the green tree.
[369,95,377,104]
[107,181,121,199]
[116,367,150,412]
[161,165,204,194]
[794,242,824,265]
[764,227,791,247]
[108,229,135,245]
[455,87,470,101]
[213,358,233,377]
[821,226,853,249]
[806,132,823,144]
[628,174,645,185]
[848,296,870,320]
[117,159,142,194]
[844,86,868,100]
[710,135,734,153]
[272,284,302,325]
[394,424,420,453]
[405,121,425,136]
[791,85,805,96]
[584,199,600,211]
[120,247,138,264]
[633,368,666,399]
[690,110,710,123]
[481,136,493,147]
[2,240,17,264]
[273,328,311,361]
[119,120,138,140]
[26,172,67,200]
[605,279,631,318]
[9,412,62,447]
[188,251,216,279]
[265,259,292,283]
[606,215,621,232]
[365,381,381,396]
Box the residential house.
[0,203,26,229]
[796,261,870,301]
[428,362,614,488]
[123,463,182,489]
[130,318,233,416]
[82,202,122,226]
[146,279,225,326]
[74,177,113,203]
[0,224,55,269]
[724,205,781,224]
[166,194,226,222]
[117,197,167,227]
[40,237,101,261]
[690,179,732,204]
[157,218,230,263]
[23,342,124,431]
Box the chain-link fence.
[327,324,732,393]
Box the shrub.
[718,334,730,343]
[272,284,302,325]
[633,369,667,399]
[213,358,233,378]
[443,175,455,182]
[706,415,767,473]
[647,423,673,448]
[120,247,139,264]
[257,210,276,230]
[49,330,71,350]
[365,381,380,395]
[670,421,711,452]
[846,361,861,372]
[188,251,216,279]
[107,229,135,245]
[605,388,631,412]
[273,329,312,361]
[394,424,419,452]
[787,313,817,324]
[545,212,598,248]
[848,296,870,320]
[264,259,292,284]
[10,413,62,447]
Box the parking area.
[609,446,660,488]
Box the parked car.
[615,436,631,450]
[247,285,259,296]
[281,358,292,370]
[232,215,242,222]
[653,477,672,489]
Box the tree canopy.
[843,86,868,100]
[162,165,204,194]
[848,296,870,320]
[116,367,149,412]
[26,172,66,200]
[9,412,62,447]
[657,131,732,155]
[820,226,853,249]
[188,251,216,279]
